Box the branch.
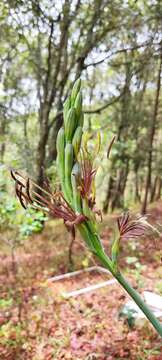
[84,92,123,114]
[48,2,72,108]
[83,41,159,69]
[43,20,54,101]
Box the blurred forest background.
[1,0,162,213]
[0,1,162,359]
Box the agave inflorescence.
[11,79,162,336]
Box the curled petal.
[15,183,28,209]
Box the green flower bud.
[56,127,65,155]
[56,127,65,184]
[64,108,77,143]
[72,161,81,179]
[74,92,82,118]
[78,112,84,127]
[63,96,71,124]
[71,79,81,105]
[71,162,81,213]
[65,143,74,200]
[72,126,83,156]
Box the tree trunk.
[47,112,63,166]
[103,175,114,213]
[103,56,132,213]
[36,104,50,185]
[0,116,6,163]
[150,175,158,203]
[155,177,162,201]
[134,168,141,203]
[141,52,162,214]
[0,143,5,163]
[111,159,129,211]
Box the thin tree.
[141,47,162,214]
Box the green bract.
[65,143,74,202]
[64,108,77,142]
[72,126,83,157]
[71,78,81,105]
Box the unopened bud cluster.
[56,79,83,211]
[56,80,103,253]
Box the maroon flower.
[79,151,96,200]
[11,169,86,234]
[117,213,148,241]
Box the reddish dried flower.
[11,170,86,233]
[79,150,96,201]
[117,213,148,240]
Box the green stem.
[98,251,162,337]
[80,228,162,335]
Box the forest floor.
[0,202,162,360]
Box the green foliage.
[0,168,19,231]
[0,198,17,229]
[19,209,47,237]
[0,189,47,239]
[0,166,47,246]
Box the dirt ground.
[0,203,162,360]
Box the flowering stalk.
[11,79,162,336]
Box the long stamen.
[54,192,76,216]
[12,169,53,199]
[26,178,33,204]
[31,189,52,207]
